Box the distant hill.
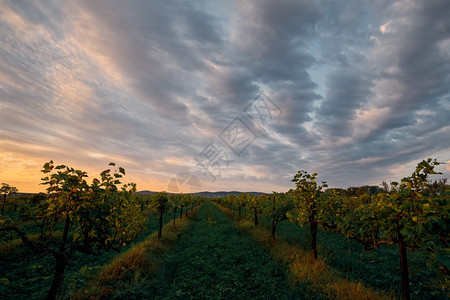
[11,193,35,197]
[13,191,268,198]
[136,190,158,196]
[193,191,268,198]
[136,190,268,198]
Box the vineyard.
[0,159,448,299]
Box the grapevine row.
[215,158,448,300]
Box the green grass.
[1,203,446,299]
[218,204,390,300]
[111,202,316,299]
[272,220,447,298]
[75,206,199,299]
[0,212,174,299]
[232,207,447,299]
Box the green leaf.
[435,254,450,270]
[119,167,125,175]
[109,162,116,166]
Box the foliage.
[288,171,327,225]
[39,161,144,253]
[244,193,261,226]
[76,206,198,298]
[217,204,391,300]
[340,158,446,300]
[223,194,236,212]
[236,193,247,218]
[287,170,340,259]
[260,191,295,237]
[150,192,169,239]
[0,158,447,299]
[1,183,18,215]
[342,159,445,250]
[0,161,145,299]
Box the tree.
[0,161,144,300]
[246,194,261,226]
[151,191,169,239]
[1,183,18,215]
[287,171,330,260]
[439,178,448,192]
[261,191,295,237]
[236,193,247,219]
[341,158,444,300]
[190,195,202,210]
[184,194,192,217]
[381,181,390,193]
[16,193,51,239]
[169,194,181,226]
[224,194,236,212]
[419,192,449,273]
[179,193,185,219]
[135,194,152,213]
[426,178,448,196]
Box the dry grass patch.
[73,207,199,299]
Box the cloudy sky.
[0,0,449,193]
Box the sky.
[0,0,449,194]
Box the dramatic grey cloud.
[0,0,448,193]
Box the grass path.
[74,207,199,299]
[216,204,392,300]
[118,202,313,299]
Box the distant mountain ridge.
[13,191,268,198]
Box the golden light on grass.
[216,203,393,300]
[73,207,199,299]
